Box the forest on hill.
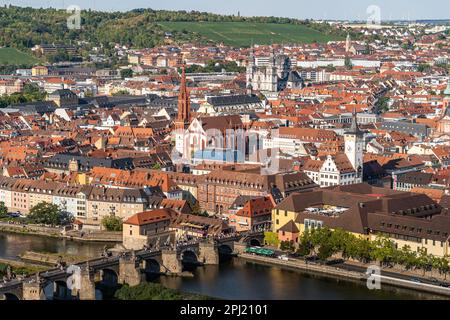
[0,5,346,51]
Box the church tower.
[344,110,365,181]
[175,66,191,130]
[436,77,450,136]
[345,33,351,53]
[444,77,450,109]
[266,48,278,92]
[246,47,256,91]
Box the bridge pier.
[233,242,248,255]
[198,241,219,265]
[23,276,45,300]
[118,255,143,287]
[161,250,182,274]
[76,267,96,300]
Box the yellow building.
[273,183,450,257]
[31,66,48,76]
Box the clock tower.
[344,110,365,180]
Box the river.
[0,232,109,260]
[0,232,445,300]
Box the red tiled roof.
[124,209,172,226]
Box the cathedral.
[246,48,304,93]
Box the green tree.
[101,216,123,231]
[112,90,130,96]
[115,283,182,300]
[264,231,280,247]
[280,240,295,252]
[317,243,335,261]
[416,248,432,276]
[188,200,202,216]
[296,236,312,257]
[435,257,450,280]
[28,202,67,226]
[417,64,431,73]
[114,283,210,300]
[151,163,161,170]
[0,201,8,218]
[120,68,133,79]
[354,238,373,263]
[0,83,47,108]
[370,236,397,267]
[376,96,390,113]
[344,56,353,70]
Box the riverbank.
[19,251,90,266]
[239,253,450,298]
[0,258,47,272]
[0,222,122,243]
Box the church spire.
[345,33,351,53]
[346,108,364,136]
[175,65,191,130]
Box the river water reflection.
[157,258,446,300]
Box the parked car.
[7,213,20,218]
[278,255,289,261]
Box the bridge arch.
[218,244,233,255]
[51,280,72,300]
[143,258,161,274]
[94,268,119,301]
[143,258,161,281]
[99,268,119,286]
[1,292,20,300]
[181,248,199,271]
[249,238,261,247]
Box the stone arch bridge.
[0,232,264,300]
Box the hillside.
[0,6,345,64]
[159,21,343,47]
[0,48,40,65]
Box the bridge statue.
[5,265,12,281]
[155,237,161,250]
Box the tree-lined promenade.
[278,228,450,279]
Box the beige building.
[0,176,153,229]
[272,183,450,258]
[123,209,175,250]
[31,66,49,76]
[85,187,149,229]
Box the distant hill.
[0,48,40,65]
[0,6,346,66]
[159,21,342,47]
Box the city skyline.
[1,0,450,20]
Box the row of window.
[380,222,448,238]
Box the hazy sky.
[1,0,450,20]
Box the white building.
[303,113,365,187]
